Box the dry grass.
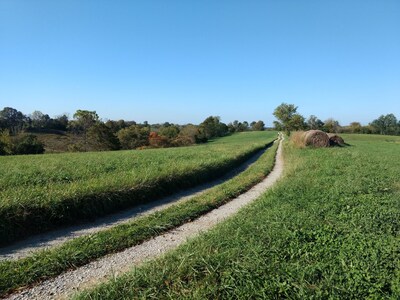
[290,131,306,148]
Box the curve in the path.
[7,139,284,300]
[0,142,273,261]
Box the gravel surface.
[6,138,283,300]
[0,145,268,261]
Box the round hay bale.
[327,133,345,146]
[304,130,330,148]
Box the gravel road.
[0,144,269,261]
[6,137,283,300]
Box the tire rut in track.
[6,138,284,300]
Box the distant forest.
[0,106,399,155]
[0,107,266,155]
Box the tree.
[70,110,99,151]
[87,123,121,151]
[251,120,265,131]
[149,132,169,148]
[158,125,180,139]
[13,134,45,155]
[0,107,26,134]
[0,130,13,155]
[199,116,228,138]
[105,119,128,133]
[288,114,306,131]
[323,118,341,133]
[117,125,150,149]
[30,111,51,129]
[273,103,304,135]
[173,124,206,145]
[348,122,362,133]
[50,114,69,131]
[307,115,324,130]
[72,110,99,131]
[371,114,398,135]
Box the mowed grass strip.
[0,136,279,297]
[76,134,399,299]
[0,131,276,245]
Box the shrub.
[13,134,45,155]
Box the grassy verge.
[76,134,399,299]
[0,131,276,245]
[0,137,279,297]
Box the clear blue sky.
[1,0,399,126]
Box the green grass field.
[0,133,279,296]
[0,131,276,245]
[76,134,400,299]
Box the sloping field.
[0,134,279,297]
[0,131,276,245]
[77,134,399,299]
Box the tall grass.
[0,132,276,245]
[0,134,279,296]
[76,134,400,299]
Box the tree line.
[0,107,266,155]
[273,103,400,136]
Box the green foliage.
[158,124,180,139]
[348,121,362,133]
[0,107,26,135]
[288,114,306,131]
[307,115,324,130]
[12,134,45,155]
[323,118,341,133]
[30,110,51,129]
[371,114,399,135]
[173,124,202,146]
[72,110,99,129]
[273,103,305,134]
[251,120,265,131]
[0,130,13,155]
[228,120,249,133]
[0,132,277,296]
[0,132,276,246]
[199,116,228,139]
[87,123,120,151]
[117,125,150,149]
[77,134,399,299]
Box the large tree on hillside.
[0,107,26,134]
[273,103,305,135]
[30,111,51,129]
[70,110,99,151]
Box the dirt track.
[7,137,284,300]
[0,143,269,261]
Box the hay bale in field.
[303,130,330,148]
[327,133,345,146]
